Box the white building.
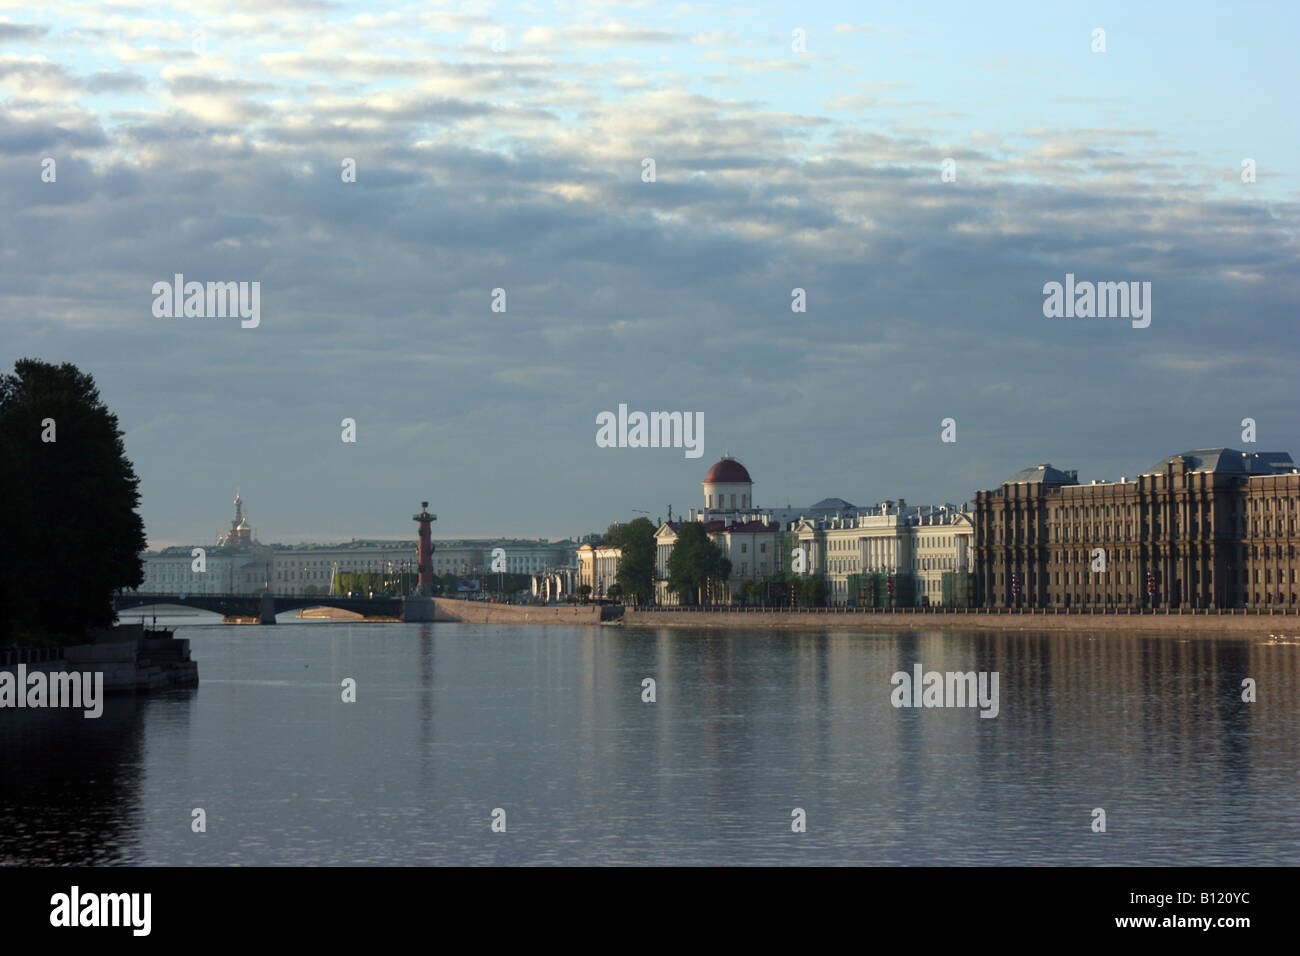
[577,544,621,599]
[133,492,579,597]
[912,508,976,606]
[531,566,579,601]
[651,456,976,606]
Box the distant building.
[531,566,579,601]
[577,544,621,599]
[133,492,579,597]
[973,448,1299,609]
[651,454,972,605]
[216,490,256,548]
[791,503,975,606]
[137,492,270,595]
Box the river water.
[2,618,1297,865]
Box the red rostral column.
[413,501,437,596]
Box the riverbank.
[620,607,1294,635]
[432,598,603,625]
[2,623,198,692]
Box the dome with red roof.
[704,455,752,484]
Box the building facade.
[650,455,974,606]
[577,544,621,599]
[531,566,579,601]
[789,503,975,606]
[974,449,1299,609]
[133,492,579,598]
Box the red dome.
[704,456,752,484]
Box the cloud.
[0,21,48,41]
[1,0,1295,541]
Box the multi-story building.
[650,455,974,605]
[974,448,1298,609]
[133,492,579,597]
[653,456,784,604]
[136,492,270,595]
[913,508,977,606]
[789,503,975,606]
[577,544,621,598]
[270,537,579,596]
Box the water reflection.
[1,623,1296,865]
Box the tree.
[0,360,148,643]
[577,584,592,602]
[787,576,828,607]
[607,517,656,604]
[666,522,732,605]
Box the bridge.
[114,592,421,624]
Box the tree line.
[0,360,147,644]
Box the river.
[2,618,1297,865]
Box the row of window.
[1010,592,1300,606]
[706,493,750,509]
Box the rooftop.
[1003,463,1079,486]
[1141,448,1294,476]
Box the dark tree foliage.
[606,517,656,604]
[666,521,732,605]
[0,360,147,643]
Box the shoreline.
[619,608,1293,636]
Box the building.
[134,492,579,598]
[531,566,579,602]
[216,490,256,548]
[789,502,975,606]
[913,508,976,606]
[577,544,621,599]
[973,448,1299,609]
[137,492,270,595]
[651,455,973,605]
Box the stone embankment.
[620,607,1295,635]
[2,623,198,692]
[432,598,604,625]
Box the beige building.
[790,504,972,606]
[912,509,976,606]
[577,544,621,598]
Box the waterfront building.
[973,448,1299,609]
[531,566,579,601]
[137,493,270,595]
[789,503,974,606]
[653,456,783,604]
[577,544,621,598]
[649,455,974,605]
[133,492,579,598]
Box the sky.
[2,0,1297,547]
